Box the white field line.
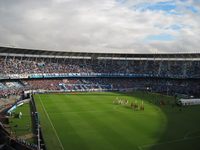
[138,135,200,150]
[39,95,65,150]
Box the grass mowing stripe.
[39,95,65,150]
[48,109,115,114]
[35,92,200,150]
[65,96,123,150]
[67,95,142,150]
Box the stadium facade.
[0,46,200,96]
[0,46,200,149]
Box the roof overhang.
[0,46,200,60]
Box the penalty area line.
[39,95,65,150]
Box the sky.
[0,0,200,53]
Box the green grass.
[34,92,200,150]
[9,102,33,137]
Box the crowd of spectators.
[0,78,200,98]
[0,56,200,77]
[0,81,25,98]
[24,79,61,91]
[0,55,200,98]
[22,78,200,96]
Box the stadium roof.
[0,46,200,59]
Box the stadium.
[0,46,200,150]
[1,0,200,150]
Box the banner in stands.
[7,74,29,79]
[0,74,9,79]
[7,105,17,113]
[4,73,199,79]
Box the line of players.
[113,97,144,111]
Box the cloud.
[0,0,199,53]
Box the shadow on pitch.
[113,91,200,150]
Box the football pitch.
[34,92,200,150]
